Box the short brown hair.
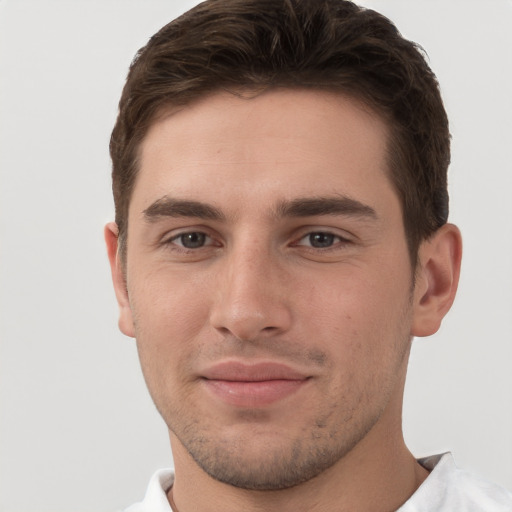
[110,0,450,264]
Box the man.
[105,1,512,510]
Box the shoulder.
[399,453,512,512]
[123,468,175,512]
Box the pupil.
[181,232,206,248]
[309,232,334,248]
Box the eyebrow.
[142,195,377,223]
[275,196,377,220]
[143,197,225,222]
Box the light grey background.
[0,1,511,511]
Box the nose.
[209,243,292,342]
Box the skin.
[106,89,462,512]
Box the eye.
[296,231,349,249]
[306,232,336,248]
[169,232,212,249]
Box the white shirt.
[124,453,512,512]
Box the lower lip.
[203,379,307,407]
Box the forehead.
[133,88,395,219]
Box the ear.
[411,223,462,337]
[104,222,135,338]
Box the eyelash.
[165,231,217,251]
[162,229,352,253]
[294,231,352,251]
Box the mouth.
[200,361,310,407]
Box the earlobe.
[104,222,136,338]
[411,223,463,337]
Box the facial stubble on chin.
[172,401,376,491]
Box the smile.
[200,361,310,407]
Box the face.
[115,89,422,489]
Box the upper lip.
[201,361,309,382]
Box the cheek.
[299,265,412,358]
[129,283,211,409]
[128,269,213,362]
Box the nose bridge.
[210,235,291,341]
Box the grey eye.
[308,232,335,248]
[178,232,207,248]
